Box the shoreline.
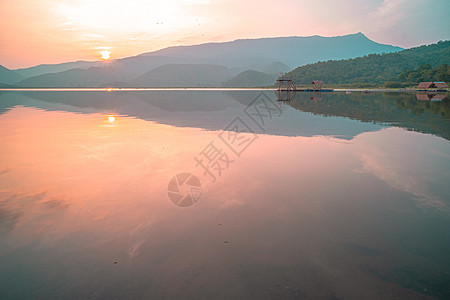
[0,87,447,93]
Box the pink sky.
[0,0,449,69]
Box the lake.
[0,89,449,299]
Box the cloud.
[368,0,407,30]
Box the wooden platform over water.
[276,79,334,93]
[293,89,334,92]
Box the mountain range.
[1,33,403,87]
[0,65,25,85]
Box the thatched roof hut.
[418,82,448,89]
[434,82,449,88]
[311,80,324,89]
[418,82,433,89]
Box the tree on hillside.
[399,64,450,83]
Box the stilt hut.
[276,79,296,101]
[417,82,448,91]
[311,81,324,90]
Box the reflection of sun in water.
[100,50,111,60]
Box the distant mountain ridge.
[224,70,277,87]
[5,33,403,87]
[14,61,97,79]
[17,65,127,88]
[0,65,25,85]
[132,64,232,87]
[138,32,402,68]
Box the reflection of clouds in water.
[73,143,111,162]
[0,192,43,234]
[218,197,245,208]
[208,178,261,209]
[0,106,216,254]
[0,169,10,176]
[358,153,444,208]
[41,197,71,210]
[128,239,146,259]
[0,206,21,233]
[0,191,71,237]
[128,221,153,259]
[353,128,450,210]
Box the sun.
[100,50,111,60]
[107,114,115,123]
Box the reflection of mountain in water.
[0,90,449,141]
[285,92,450,141]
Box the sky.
[0,0,449,69]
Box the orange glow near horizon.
[0,0,449,69]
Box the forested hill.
[283,40,450,85]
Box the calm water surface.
[0,90,449,299]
